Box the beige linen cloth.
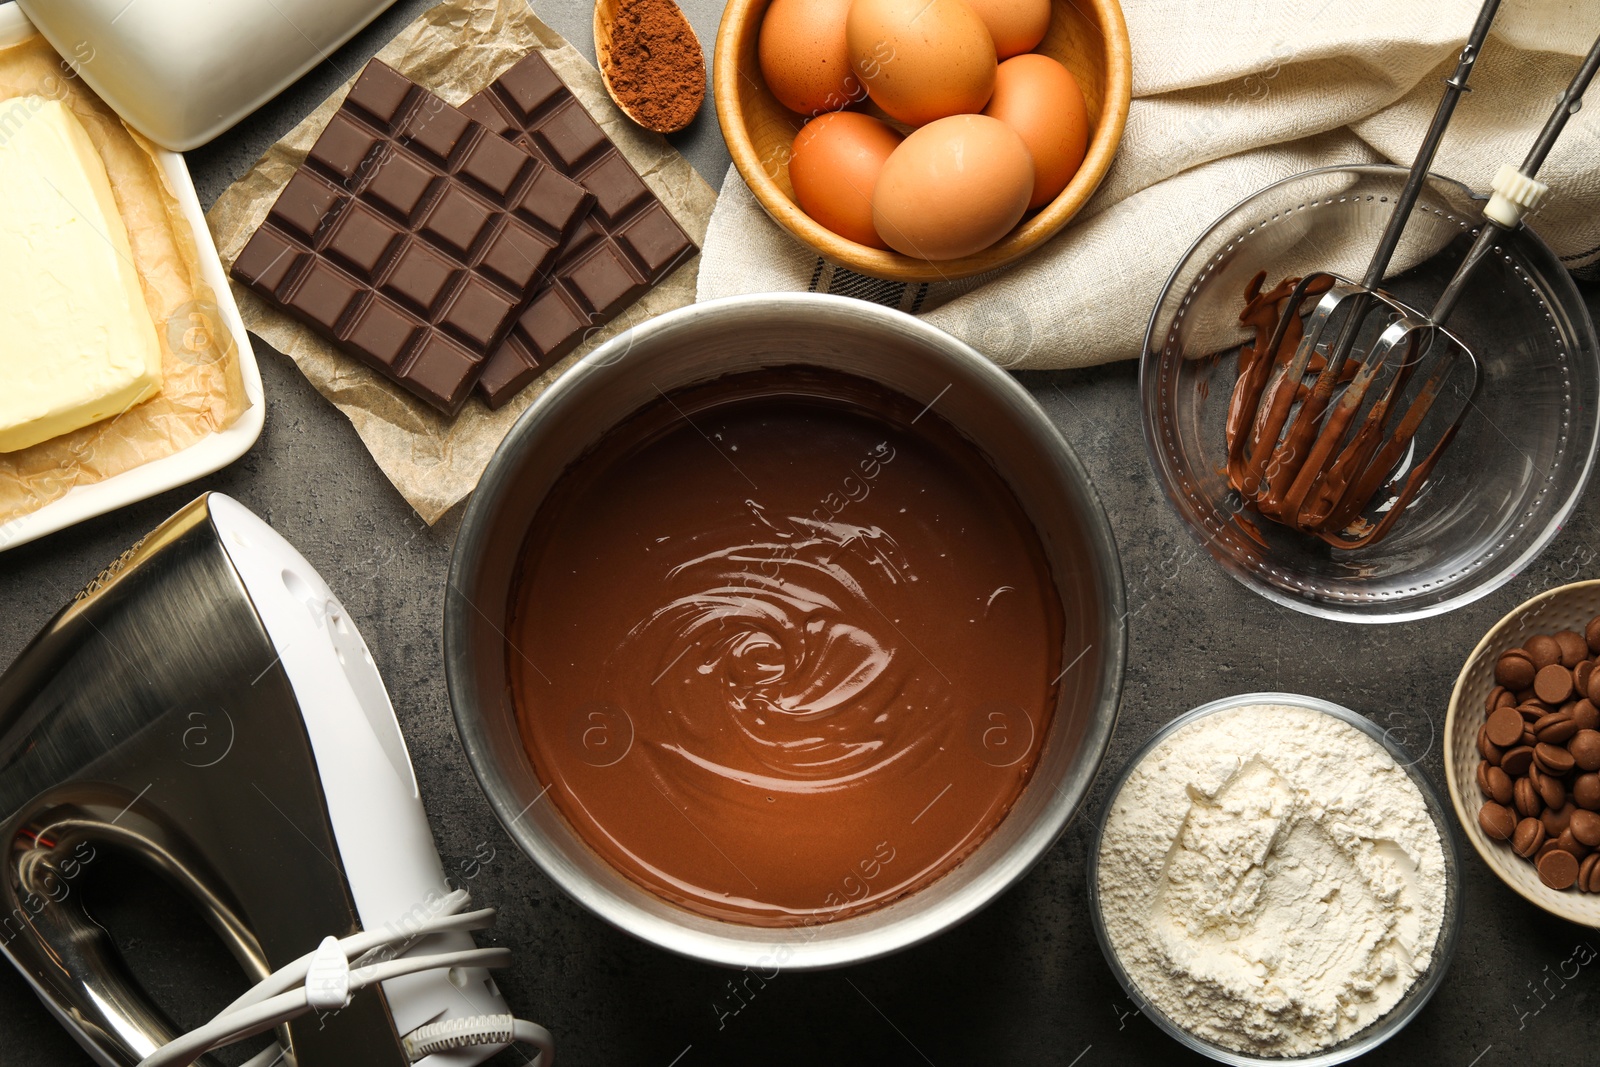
[208,0,716,522]
[697,0,1600,370]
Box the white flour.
[1097,703,1447,1056]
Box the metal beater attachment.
[1227,9,1600,548]
[1228,273,1476,547]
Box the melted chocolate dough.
[508,368,1065,924]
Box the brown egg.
[872,114,1033,260]
[963,0,1052,58]
[758,0,861,116]
[983,53,1089,209]
[846,0,996,126]
[789,112,904,248]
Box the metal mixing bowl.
[445,294,1126,968]
[1142,164,1600,622]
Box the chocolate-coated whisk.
[1228,4,1600,547]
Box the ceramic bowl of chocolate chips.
[1446,580,1600,924]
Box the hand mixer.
[1227,1,1600,548]
[0,494,553,1067]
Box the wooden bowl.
[713,0,1131,282]
[1444,579,1600,924]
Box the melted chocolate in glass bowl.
[507,367,1066,924]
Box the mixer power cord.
[135,889,553,1067]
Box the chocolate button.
[1478,724,1501,764]
[1515,776,1544,818]
[1577,662,1594,696]
[1486,685,1510,714]
[1556,828,1590,858]
[1535,710,1579,745]
[1571,729,1600,771]
[1487,706,1526,748]
[1575,699,1600,732]
[1543,800,1576,837]
[1528,635,1563,670]
[1588,615,1600,655]
[1575,773,1600,811]
[1557,630,1589,668]
[1501,745,1535,776]
[1539,848,1580,890]
[1589,665,1600,706]
[1479,801,1517,840]
[1581,853,1600,892]
[1497,649,1537,690]
[1536,840,1562,865]
[1572,809,1600,847]
[1536,742,1577,776]
[1535,663,1576,705]
[1514,817,1547,858]
[1487,764,1514,805]
[1538,770,1567,811]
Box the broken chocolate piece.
[462,51,698,408]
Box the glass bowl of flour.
[1087,693,1461,1064]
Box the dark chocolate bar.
[231,59,593,414]
[462,53,698,408]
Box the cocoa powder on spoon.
[598,0,705,133]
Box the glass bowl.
[1085,692,1463,1065]
[1141,164,1600,622]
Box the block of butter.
[0,96,162,454]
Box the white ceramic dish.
[0,4,263,553]
[15,0,397,150]
[1445,580,1600,925]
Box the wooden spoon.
[593,0,706,134]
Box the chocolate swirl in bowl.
[507,367,1066,924]
[620,516,919,790]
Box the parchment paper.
[206,0,718,524]
[0,37,248,525]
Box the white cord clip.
[133,897,551,1067]
[304,935,352,1012]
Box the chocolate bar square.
[384,239,459,315]
[365,150,437,222]
[309,112,380,183]
[326,202,402,280]
[347,301,420,368]
[271,172,342,242]
[232,227,302,294]
[288,260,362,333]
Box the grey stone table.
[2,2,1598,1064]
